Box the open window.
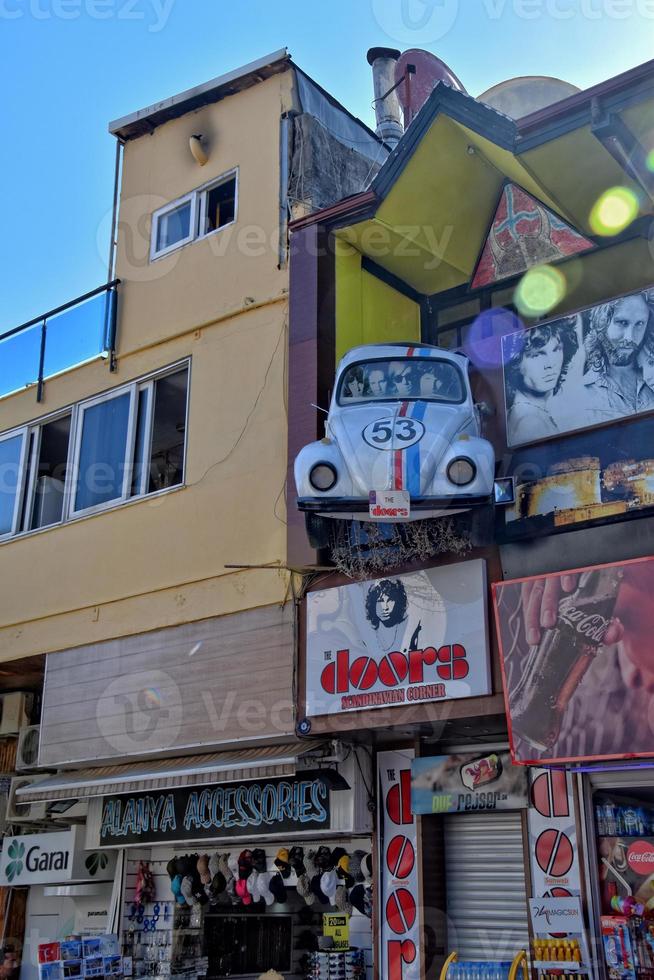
[0,361,190,541]
[22,413,72,531]
[0,428,28,538]
[150,171,237,260]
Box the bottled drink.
[595,804,606,836]
[510,567,623,751]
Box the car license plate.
[369,490,410,521]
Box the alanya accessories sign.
[305,561,491,716]
[98,776,331,846]
[0,828,113,886]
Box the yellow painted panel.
[0,301,290,660]
[335,251,420,361]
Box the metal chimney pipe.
[367,46,404,147]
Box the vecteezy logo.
[96,670,183,754]
[371,0,459,44]
[5,840,25,882]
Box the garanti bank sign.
[0,828,114,886]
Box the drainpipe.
[367,47,404,147]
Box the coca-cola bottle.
[510,567,623,752]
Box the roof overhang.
[293,60,654,297]
[109,48,291,141]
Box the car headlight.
[447,457,476,486]
[309,462,337,491]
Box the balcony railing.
[0,280,119,402]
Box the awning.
[18,742,330,803]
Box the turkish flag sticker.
[627,841,654,876]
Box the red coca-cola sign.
[627,841,654,875]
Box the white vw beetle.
[295,343,498,545]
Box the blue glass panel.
[74,392,130,511]
[44,291,110,379]
[0,433,24,534]
[0,323,41,397]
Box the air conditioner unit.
[16,726,40,771]
[0,693,33,736]
[7,777,48,823]
[48,799,88,824]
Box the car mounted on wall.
[295,343,511,547]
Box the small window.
[0,361,190,540]
[73,390,134,514]
[0,430,27,536]
[24,413,72,530]
[150,172,237,260]
[201,176,236,236]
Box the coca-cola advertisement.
[493,556,654,764]
[305,561,491,717]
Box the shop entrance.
[443,811,530,960]
[585,769,654,980]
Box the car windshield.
[337,357,464,405]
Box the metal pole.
[36,318,47,403]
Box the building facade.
[0,50,386,980]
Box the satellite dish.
[478,76,581,119]
[394,49,466,127]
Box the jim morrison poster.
[493,556,654,765]
[305,560,491,717]
[502,287,654,448]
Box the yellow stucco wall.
[335,250,421,362]
[0,72,296,661]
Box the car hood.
[328,400,473,495]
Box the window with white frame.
[0,362,189,541]
[151,171,237,260]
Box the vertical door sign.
[379,749,421,980]
[527,767,582,936]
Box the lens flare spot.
[514,265,566,317]
[143,688,161,707]
[462,307,523,369]
[646,150,654,174]
[589,186,639,236]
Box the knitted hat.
[295,872,314,905]
[349,850,365,883]
[334,884,353,914]
[274,848,291,879]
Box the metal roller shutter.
[444,811,530,960]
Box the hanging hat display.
[235,878,252,906]
[227,853,239,879]
[180,875,194,907]
[251,848,267,873]
[208,853,220,880]
[268,872,287,905]
[349,883,367,916]
[255,872,275,907]
[295,871,315,906]
[197,854,211,884]
[334,884,353,914]
[238,850,253,879]
[310,872,330,905]
[289,846,306,875]
[274,848,291,879]
[320,869,338,905]
[171,875,186,906]
[349,850,365,883]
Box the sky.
[1,0,653,329]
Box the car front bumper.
[297,494,493,513]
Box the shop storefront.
[19,744,374,980]
[0,828,119,980]
[495,553,654,980]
